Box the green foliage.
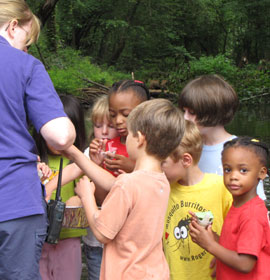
[166,55,238,93]
[31,47,130,95]
[235,66,270,100]
[189,55,238,80]
[164,55,270,103]
[26,0,270,103]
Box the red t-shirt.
[217,196,270,280]
[103,136,129,177]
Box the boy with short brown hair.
[64,98,185,280]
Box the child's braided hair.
[222,136,269,168]
[109,80,150,101]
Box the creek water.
[226,101,270,145]
[226,100,270,211]
[85,100,270,144]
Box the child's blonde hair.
[91,95,110,124]
[128,98,185,160]
[171,120,203,164]
[178,75,238,126]
[0,0,40,46]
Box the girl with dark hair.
[189,136,270,280]
[90,79,150,175]
[34,95,87,280]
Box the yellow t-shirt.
[163,173,232,280]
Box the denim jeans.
[83,243,103,280]
[0,197,47,280]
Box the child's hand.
[89,138,107,165]
[37,162,52,182]
[189,220,215,251]
[188,210,198,223]
[104,153,135,174]
[210,257,216,278]
[75,176,95,199]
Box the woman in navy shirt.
[0,1,76,279]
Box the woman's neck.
[200,126,232,146]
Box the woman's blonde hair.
[0,0,40,46]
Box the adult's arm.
[40,117,76,151]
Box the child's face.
[183,107,197,123]
[161,156,184,183]
[183,107,205,134]
[109,91,142,138]
[94,116,118,140]
[222,147,267,201]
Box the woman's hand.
[37,161,52,183]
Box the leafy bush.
[29,43,269,104]
[166,55,270,103]
[189,55,238,81]
[29,46,130,95]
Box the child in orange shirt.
[65,99,185,280]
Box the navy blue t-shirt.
[0,36,66,222]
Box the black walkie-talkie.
[46,158,66,244]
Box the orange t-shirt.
[95,170,170,280]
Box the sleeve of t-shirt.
[94,180,131,240]
[236,218,264,258]
[25,60,66,132]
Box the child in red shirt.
[189,136,270,279]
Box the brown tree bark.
[109,0,142,65]
[37,0,60,28]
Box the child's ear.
[137,131,145,147]
[258,166,268,180]
[181,153,193,168]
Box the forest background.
[26,0,270,105]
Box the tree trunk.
[37,0,60,27]
[109,0,142,65]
